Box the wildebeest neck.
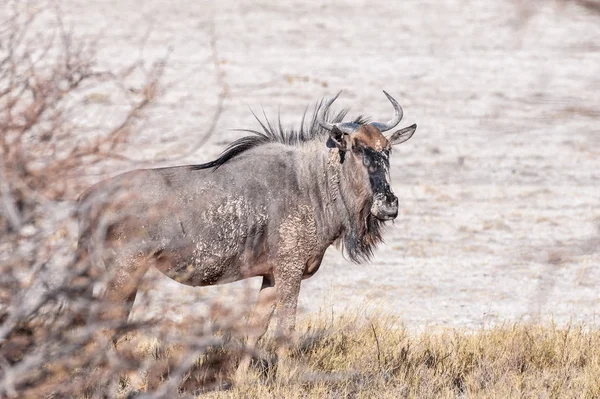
[297,142,384,263]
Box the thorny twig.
[0,151,21,231]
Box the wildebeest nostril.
[381,204,398,220]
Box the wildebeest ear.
[388,124,417,146]
[327,126,349,151]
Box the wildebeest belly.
[150,223,270,287]
[97,178,272,286]
[156,250,243,286]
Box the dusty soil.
[17,0,600,329]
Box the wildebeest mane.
[191,99,383,264]
[191,100,370,170]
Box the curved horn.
[317,91,356,134]
[371,90,403,132]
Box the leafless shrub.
[0,4,239,397]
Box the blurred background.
[2,0,600,333]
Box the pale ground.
[18,0,600,329]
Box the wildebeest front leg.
[273,266,303,354]
[236,276,276,378]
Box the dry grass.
[116,311,600,398]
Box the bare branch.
[0,151,21,231]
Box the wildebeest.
[76,91,416,374]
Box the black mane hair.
[191,100,370,170]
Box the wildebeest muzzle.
[371,190,399,221]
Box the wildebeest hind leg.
[100,258,150,343]
[236,276,276,379]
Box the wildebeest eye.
[362,155,371,167]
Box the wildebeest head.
[318,91,417,221]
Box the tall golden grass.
[119,311,600,398]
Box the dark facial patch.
[360,146,389,173]
[356,145,390,197]
[352,125,392,196]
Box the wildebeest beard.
[338,209,385,263]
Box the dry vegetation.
[0,4,251,397]
[0,3,192,397]
[1,1,600,398]
[119,311,600,398]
